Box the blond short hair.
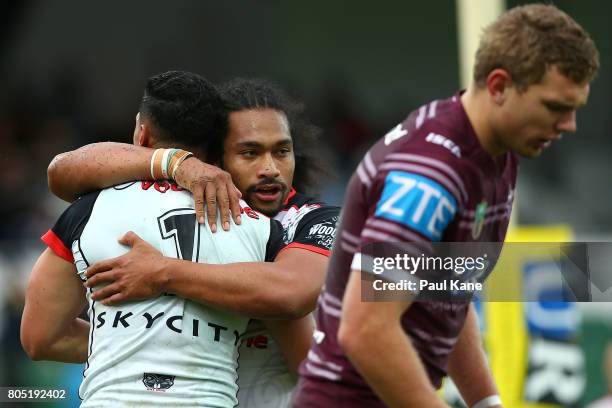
[474,4,599,90]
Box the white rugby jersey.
[236,189,339,408]
[42,181,284,408]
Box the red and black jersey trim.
[282,189,326,210]
[41,229,74,263]
[280,242,331,257]
[42,191,101,262]
[283,187,297,205]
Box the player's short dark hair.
[216,78,329,194]
[139,70,227,154]
[474,4,599,90]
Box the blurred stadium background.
[0,1,610,407]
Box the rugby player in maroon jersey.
[291,4,599,408]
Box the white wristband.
[472,395,501,408]
[150,148,162,179]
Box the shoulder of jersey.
[387,99,486,167]
[377,99,483,207]
[284,192,326,209]
[388,99,470,157]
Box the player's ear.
[137,121,153,148]
[486,68,512,105]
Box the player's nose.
[257,153,280,179]
[555,110,577,134]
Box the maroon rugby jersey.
[293,93,518,407]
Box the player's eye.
[276,148,291,157]
[240,150,257,158]
[545,102,572,113]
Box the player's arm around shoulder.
[85,223,329,319]
[47,142,153,202]
[21,248,89,363]
[263,246,329,318]
[48,142,241,231]
[236,210,332,319]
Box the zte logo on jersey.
[425,132,461,158]
[375,171,457,241]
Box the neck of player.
[461,87,506,157]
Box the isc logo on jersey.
[375,171,457,241]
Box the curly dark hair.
[216,78,330,195]
[139,70,227,154]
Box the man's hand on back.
[85,231,168,305]
[173,157,242,232]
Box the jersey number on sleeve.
[158,209,201,262]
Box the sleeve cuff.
[41,230,74,263]
[281,242,331,257]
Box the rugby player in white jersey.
[20,71,307,407]
[44,78,339,407]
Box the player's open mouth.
[254,185,282,202]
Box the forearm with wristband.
[150,148,193,181]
